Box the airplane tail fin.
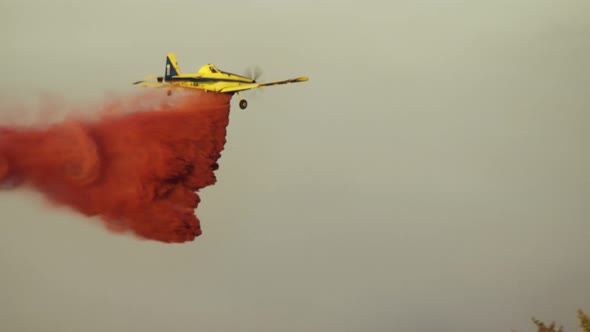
[164,53,181,79]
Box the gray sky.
[1,1,589,331]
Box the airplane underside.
[165,86,249,110]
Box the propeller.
[243,65,265,99]
[243,65,263,82]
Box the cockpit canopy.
[197,64,219,74]
[195,64,250,80]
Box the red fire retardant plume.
[0,91,231,243]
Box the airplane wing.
[257,76,308,88]
[218,76,308,93]
[218,83,260,93]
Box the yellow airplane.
[132,53,308,110]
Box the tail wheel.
[239,99,248,110]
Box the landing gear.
[239,99,248,110]
[236,92,248,110]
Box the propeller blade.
[253,65,263,81]
[243,65,263,82]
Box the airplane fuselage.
[164,64,255,93]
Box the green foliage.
[532,317,563,332]
[514,310,589,332]
[579,310,590,332]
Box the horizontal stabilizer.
[131,81,170,88]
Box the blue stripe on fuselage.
[166,77,252,83]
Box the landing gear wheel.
[239,99,248,110]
